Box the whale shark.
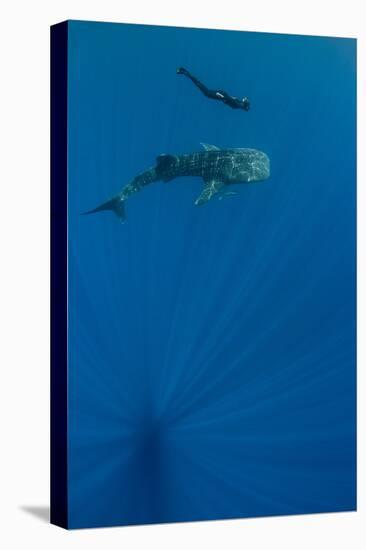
[83,143,270,222]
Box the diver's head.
[242,97,250,111]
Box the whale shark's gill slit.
[82,196,126,222]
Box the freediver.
[177,67,250,111]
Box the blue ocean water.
[66,20,356,528]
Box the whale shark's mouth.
[252,153,270,181]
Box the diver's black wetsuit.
[177,67,250,111]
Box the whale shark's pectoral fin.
[194,179,225,206]
[200,143,220,152]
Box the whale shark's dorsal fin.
[156,153,176,167]
[156,154,177,182]
[200,143,220,151]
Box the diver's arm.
[220,93,243,109]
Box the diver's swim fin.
[82,196,126,222]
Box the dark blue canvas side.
[50,20,68,529]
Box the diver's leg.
[177,67,215,99]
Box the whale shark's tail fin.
[82,196,126,222]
